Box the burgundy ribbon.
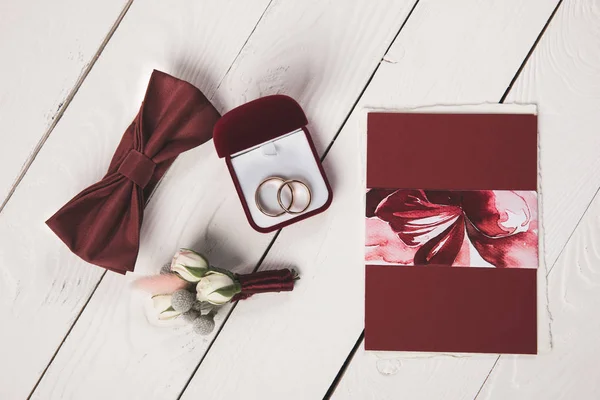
[232,269,297,301]
[46,70,220,274]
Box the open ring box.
[213,95,333,233]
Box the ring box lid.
[214,95,308,158]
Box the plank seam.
[323,0,570,397]
[212,0,275,97]
[0,0,134,216]
[25,1,276,396]
[142,4,281,397]
[320,0,421,162]
[165,0,575,396]
[175,229,282,400]
[471,0,567,397]
[323,331,365,400]
[546,184,600,276]
[498,0,564,103]
[26,271,108,399]
[22,2,134,397]
[175,301,241,399]
[175,1,424,396]
[21,0,580,396]
[472,355,501,400]
[143,0,275,207]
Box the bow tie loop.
[118,149,156,188]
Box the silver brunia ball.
[182,310,199,322]
[171,289,195,313]
[192,315,215,335]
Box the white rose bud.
[152,294,181,320]
[195,271,241,305]
[170,249,209,282]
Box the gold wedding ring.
[255,176,312,217]
[277,180,311,214]
[255,177,294,217]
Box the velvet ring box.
[213,95,333,233]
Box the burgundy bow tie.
[46,70,220,274]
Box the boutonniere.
[134,249,298,335]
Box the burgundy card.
[365,112,538,354]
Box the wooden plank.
[179,1,561,399]
[505,0,600,268]
[0,0,130,208]
[470,0,600,398]
[477,199,600,395]
[477,202,600,399]
[22,0,419,399]
[0,1,273,399]
[333,354,497,400]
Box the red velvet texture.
[213,95,308,158]
[214,95,333,233]
[46,70,220,274]
[232,269,297,301]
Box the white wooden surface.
[476,0,600,397]
[182,1,560,399]
[27,0,417,398]
[335,0,600,398]
[0,0,130,209]
[1,0,599,399]
[0,1,273,398]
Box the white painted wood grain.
[209,0,412,154]
[0,1,273,399]
[335,0,600,398]
[0,0,130,207]
[505,0,600,269]
[473,0,600,398]
[478,198,600,397]
[180,1,560,399]
[20,0,421,399]
[336,354,498,400]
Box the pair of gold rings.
[255,177,312,217]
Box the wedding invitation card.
[365,111,538,354]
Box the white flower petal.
[195,272,238,305]
[172,264,205,282]
[173,249,209,269]
[196,290,209,302]
[158,309,182,320]
[152,294,172,313]
[170,249,209,282]
[206,292,233,305]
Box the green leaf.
[184,266,208,279]
[213,283,242,298]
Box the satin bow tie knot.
[118,149,156,188]
[46,70,221,274]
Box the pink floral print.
[366,189,538,268]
